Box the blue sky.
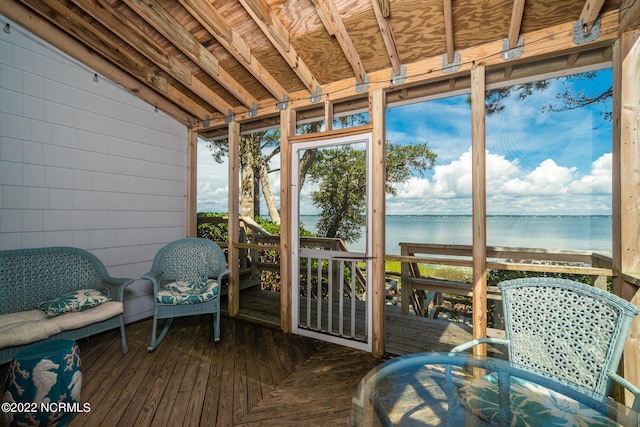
[198,68,613,216]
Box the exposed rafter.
[620,0,640,31]
[312,0,367,83]
[15,0,214,120]
[508,0,526,49]
[0,0,192,124]
[178,0,287,103]
[370,0,402,75]
[503,0,526,78]
[4,0,622,129]
[240,0,321,96]
[443,0,455,64]
[580,0,606,29]
[69,0,231,116]
[123,0,257,110]
[204,10,619,129]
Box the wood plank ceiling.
[2,0,632,136]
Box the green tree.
[205,129,282,222]
[202,113,436,242]
[485,71,612,120]
[308,141,436,242]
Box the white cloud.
[569,153,612,194]
[500,159,576,195]
[387,149,612,215]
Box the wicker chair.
[144,238,230,351]
[451,277,640,410]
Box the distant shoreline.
[300,214,612,218]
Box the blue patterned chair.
[143,238,230,351]
[452,277,640,412]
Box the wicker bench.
[0,246,133,364]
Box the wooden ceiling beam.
[0,0,194,125]
[123,0,257,110]
[69,0,233,116]
[370,0,402,75]
[14,0,214,120]
[312,0,367,83]
[443,0,455,64]
[508,0,526,49]
[620,0,640,32]
[580,0,606,29]
[240,0,321,96]
[242,0,289,48]
[201,11,619,130]
[179,0,287,103]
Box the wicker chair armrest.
[141,273,162,294]
[217,269,231,285]
[450,338,510,353]
[141,271,158,280]
[102,277,134,302]
[609,372,640,411]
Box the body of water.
[298,215,612,255]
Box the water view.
[299,215,612,255]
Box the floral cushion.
[456,373,620,427]
[156,279,219,305]
[35,289,111,317]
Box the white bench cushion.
[0,310,61,348]
[0,301,123,349]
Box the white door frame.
[290,131,373,352]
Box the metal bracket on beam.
[442,51,460,74]
[391,65,407,86]
[310,86,322,103]
[202,114,210,128]
[277,94,289,110]
[502,36,524,61]
[355,74,370,93]
[248,102,258,118]
[187,118,193,128]
[573,18,600,45]
[224,109,233,124]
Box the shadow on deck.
[222,286,506,357]
[0,287,505,426]
[0,316,383,426]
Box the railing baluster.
[339,259,345,336]
[306,256,312,328]
[351,260,357,338]
[328,258,333,334]
[317,257,323,329]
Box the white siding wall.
[0,16,188,323]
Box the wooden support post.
[371,88,386,356]
[227,120,241,317]
[613,29,640,405]
[471,63,488,356]
[280,108,296,333]
[187,129,198,237]
[325,99,333,131]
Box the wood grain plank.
[45,307,501,426]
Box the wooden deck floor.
[227,287,506,356]
[1,288,505,426]
[15,316,381,427]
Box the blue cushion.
[156,279,219,305]
[456,373,619,426]
[36,289,111,317]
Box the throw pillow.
[36,289,111,317]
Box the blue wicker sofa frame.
[144,238,230,352]
[0,246,133,364]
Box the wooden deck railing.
[387,242,615,318]
[198,216,626,317]
[197,215,367,294]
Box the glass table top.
[351,352,639,427]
